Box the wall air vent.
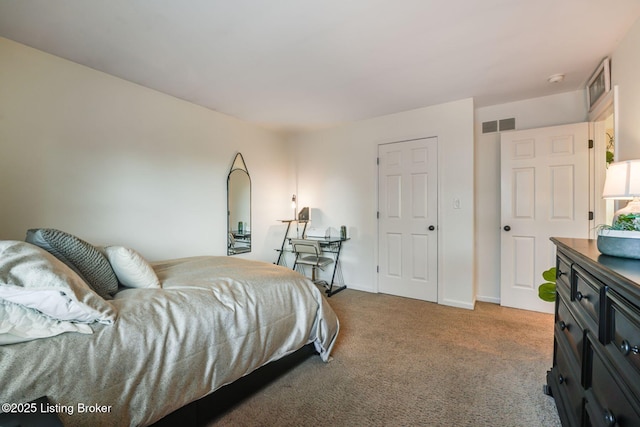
[482,120,498,134]
[499,118,516,131]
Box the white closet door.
[378,137,438,302]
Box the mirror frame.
[227,152,251,255]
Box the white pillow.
[0,299,93,345]
[0,241,116,324]
[103,246,161,289]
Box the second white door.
[378,138,438,302]
[500,122,590,313]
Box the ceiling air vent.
[499,118,516,131]
[482,120,498,134]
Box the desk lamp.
[291,194,297,220]
[291,194,299,237]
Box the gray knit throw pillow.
[26,228,118,299]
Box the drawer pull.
[603,409,616,426]
[620,339,640,356]
[558,320,567,331]
[557,374,564,384]
[576,291,587,301]
[557,270,566,277]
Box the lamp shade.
[602,160,640,199]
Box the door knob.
[428,225,435,231]
[503,225,511,231]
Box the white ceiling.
[1,0,639,133]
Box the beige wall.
[612,17,640,160]
[288,99,476,309]
[3,15,639,307]
[0,37,290,261]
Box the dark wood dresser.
[548,238,640,426]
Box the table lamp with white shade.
[602,159,640,223]
[598,159,640,258]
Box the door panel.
[387,233,402,276]
[387,175,401,217]
[513,168,535,218]
[550,165,575,219]
[513,236,535,289]
[378,138,438,302]
[501,123,590,313]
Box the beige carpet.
[210,289,561,426]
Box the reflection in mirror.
[227,153,251,255]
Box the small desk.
[294,236,348,297]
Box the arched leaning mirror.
[227,152,251,255]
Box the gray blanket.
[0,256,339,426]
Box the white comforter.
[0,256,339,426]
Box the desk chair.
[291,239,334,286]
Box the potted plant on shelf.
[597,213,640,259]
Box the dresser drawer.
[588,340,640,426]
[558,295,585,365]
[605,290,640,399]
[584,391,623,427]
[573,265,604,329]
[557,252,572,292]
[555,337,584,424]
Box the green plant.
[607,213,640,231]
[606,150,614,165]
[606,132,614,166]
[538,267,557,302]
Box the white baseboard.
[329,286,500,310]
[340,284,373,293]
[476,295,500,304]
[440,298,475,310]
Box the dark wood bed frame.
[151,343,316,426]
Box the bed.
[0,230,339,426]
